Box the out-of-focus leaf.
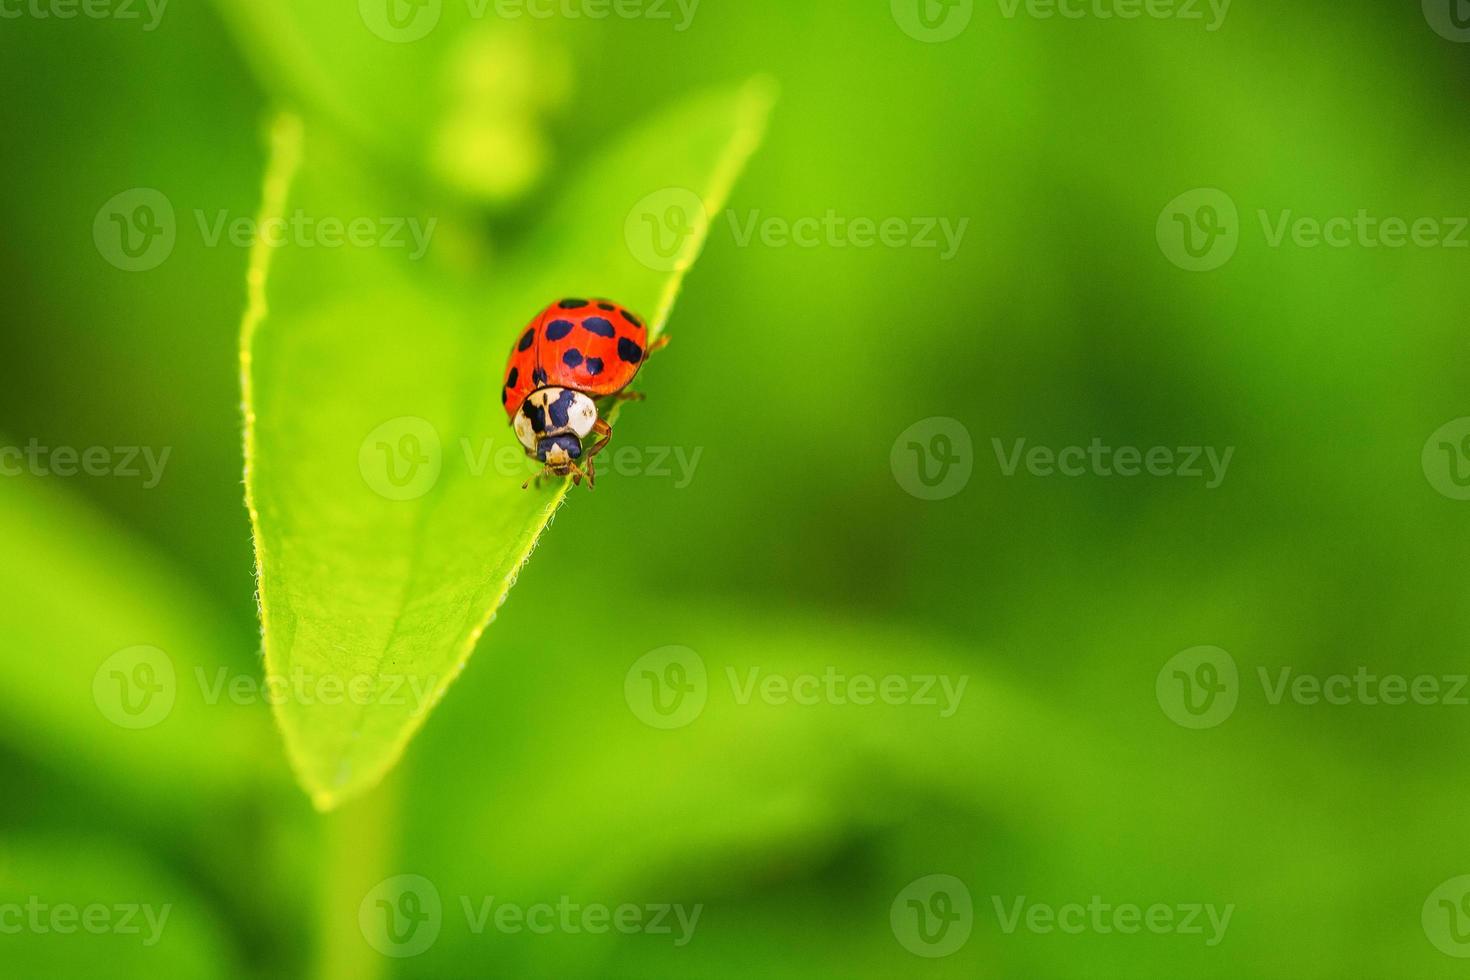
[385,602,1063,976]
[0,836,241,979]
[0,474,270,809]
[210,1,573,205]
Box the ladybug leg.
[521,463,554,490]
[583,420,612,486]
[587,419,613,459]
[614,390,645,403]
[648,335,670,357]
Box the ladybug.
[501,297,667,488]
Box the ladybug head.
[536,434,583,473]
[514,386,599,482]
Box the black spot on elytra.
[563,348,583,368]
[506,367,519,388]
[546,319,574,341]
[619,308,643,328]
[517,329,534,352]
[501,389,507,405]
[597,302,615,311]
[558,298,588,309]
[582,317,615,338]
[617,337,644,364]
[585,357,604,376]
[548,389,576,428]
[532,366,548,385]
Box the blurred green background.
[3,0,1470,976]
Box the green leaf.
[393,602,1064,976]
[0,473,271,810]
[244,81,773,809]
[0,835,242,979]
[211,1,578,204]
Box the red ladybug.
[502,297,667,487]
